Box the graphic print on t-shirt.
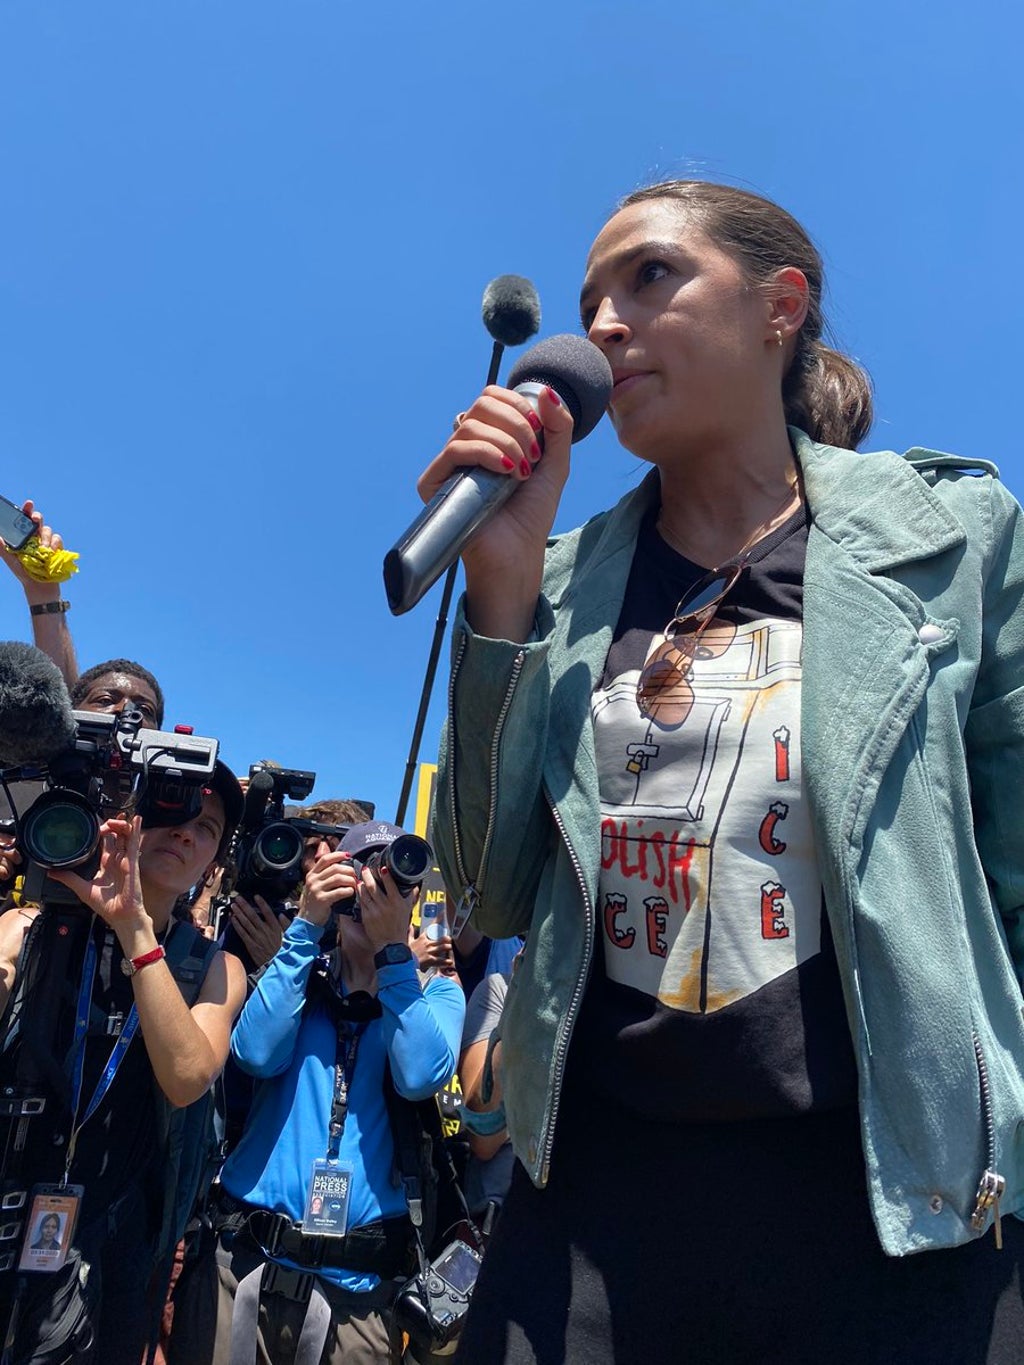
[592,612,818,1013]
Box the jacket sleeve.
[229,917,324,1078]
[433,596,557,940]
[378,963,466,1100]
[964,479,1024,981]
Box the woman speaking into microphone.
[418,180,1024,1363]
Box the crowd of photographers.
[0,500,518,1365]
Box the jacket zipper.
[446,638,526,930]
[476,652,526,887]
[538,795,594,1185]
[446,634,470,893]
[970,1031,1005,1249]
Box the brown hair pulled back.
[618,181,874,450]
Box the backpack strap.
[382,1062,482,1267]
[163,918,220,1006]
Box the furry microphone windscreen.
[481,275,542,348]
[0,641,78,765]
[506,334,613,442]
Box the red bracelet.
[120,944,166,978]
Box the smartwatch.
[373,942,414,970]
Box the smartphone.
[0,496,36,552]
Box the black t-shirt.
[568,504,858,1121]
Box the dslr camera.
[392,1237,483,1356]
[333,821,433,920]
[1,707,219,905]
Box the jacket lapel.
[796,433,966,987]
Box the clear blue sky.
[1,1,1019,820]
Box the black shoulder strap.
[164,919,220,1007]
[382,1062,481,1261]
[382,1060,436,1249]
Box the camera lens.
[21,793,100,869]
[384,835,432,888]
[251,822,304,875]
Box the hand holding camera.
[49,815,150,943]
[297,847,359,927]
[356,863,419,955]
[229,892,290,968]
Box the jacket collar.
[792,429,966,572]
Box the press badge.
[17,1184,84,1273]
[302,1160,353,1238]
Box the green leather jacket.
[434,430,1024,1256]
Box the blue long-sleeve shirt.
[221,917,465,1289]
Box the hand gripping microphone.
[383,334,613,615]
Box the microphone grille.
[481,275,542,348]
[506,334,613,442]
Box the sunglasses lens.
[677,568,737,617]
[637,644,697,723]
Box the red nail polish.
[526,410,543,433]
[544,387,561,406]
[530,439,541,461]
[500,455,515,471]
[520,457,531,477]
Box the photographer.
[170,823,465,1365]
[0,657,165,900]
[221,798,371,976]
[69,658,164,728]
[0,761,246,1365]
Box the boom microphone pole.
[394,276,541,826]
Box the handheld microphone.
[383,334,613,615]
[0,641,78,766]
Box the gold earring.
[775,329,784,348]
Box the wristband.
[120,944,166,977]
[373,942,413,970]
[29,600,71,616]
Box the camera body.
[392,1238,482,1355]
[226,764,335,906]
[3,709,219,905]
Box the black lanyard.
[326,1020,367,1160]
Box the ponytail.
[783,339,874,450]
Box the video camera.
[0,707,219,906]
[222,763,348,907]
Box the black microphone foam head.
[0,641,78,766]
[506,334,613,443]
[481,275,542,348]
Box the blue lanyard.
[64,927,141,1183]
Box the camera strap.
[63,927,140,1184]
